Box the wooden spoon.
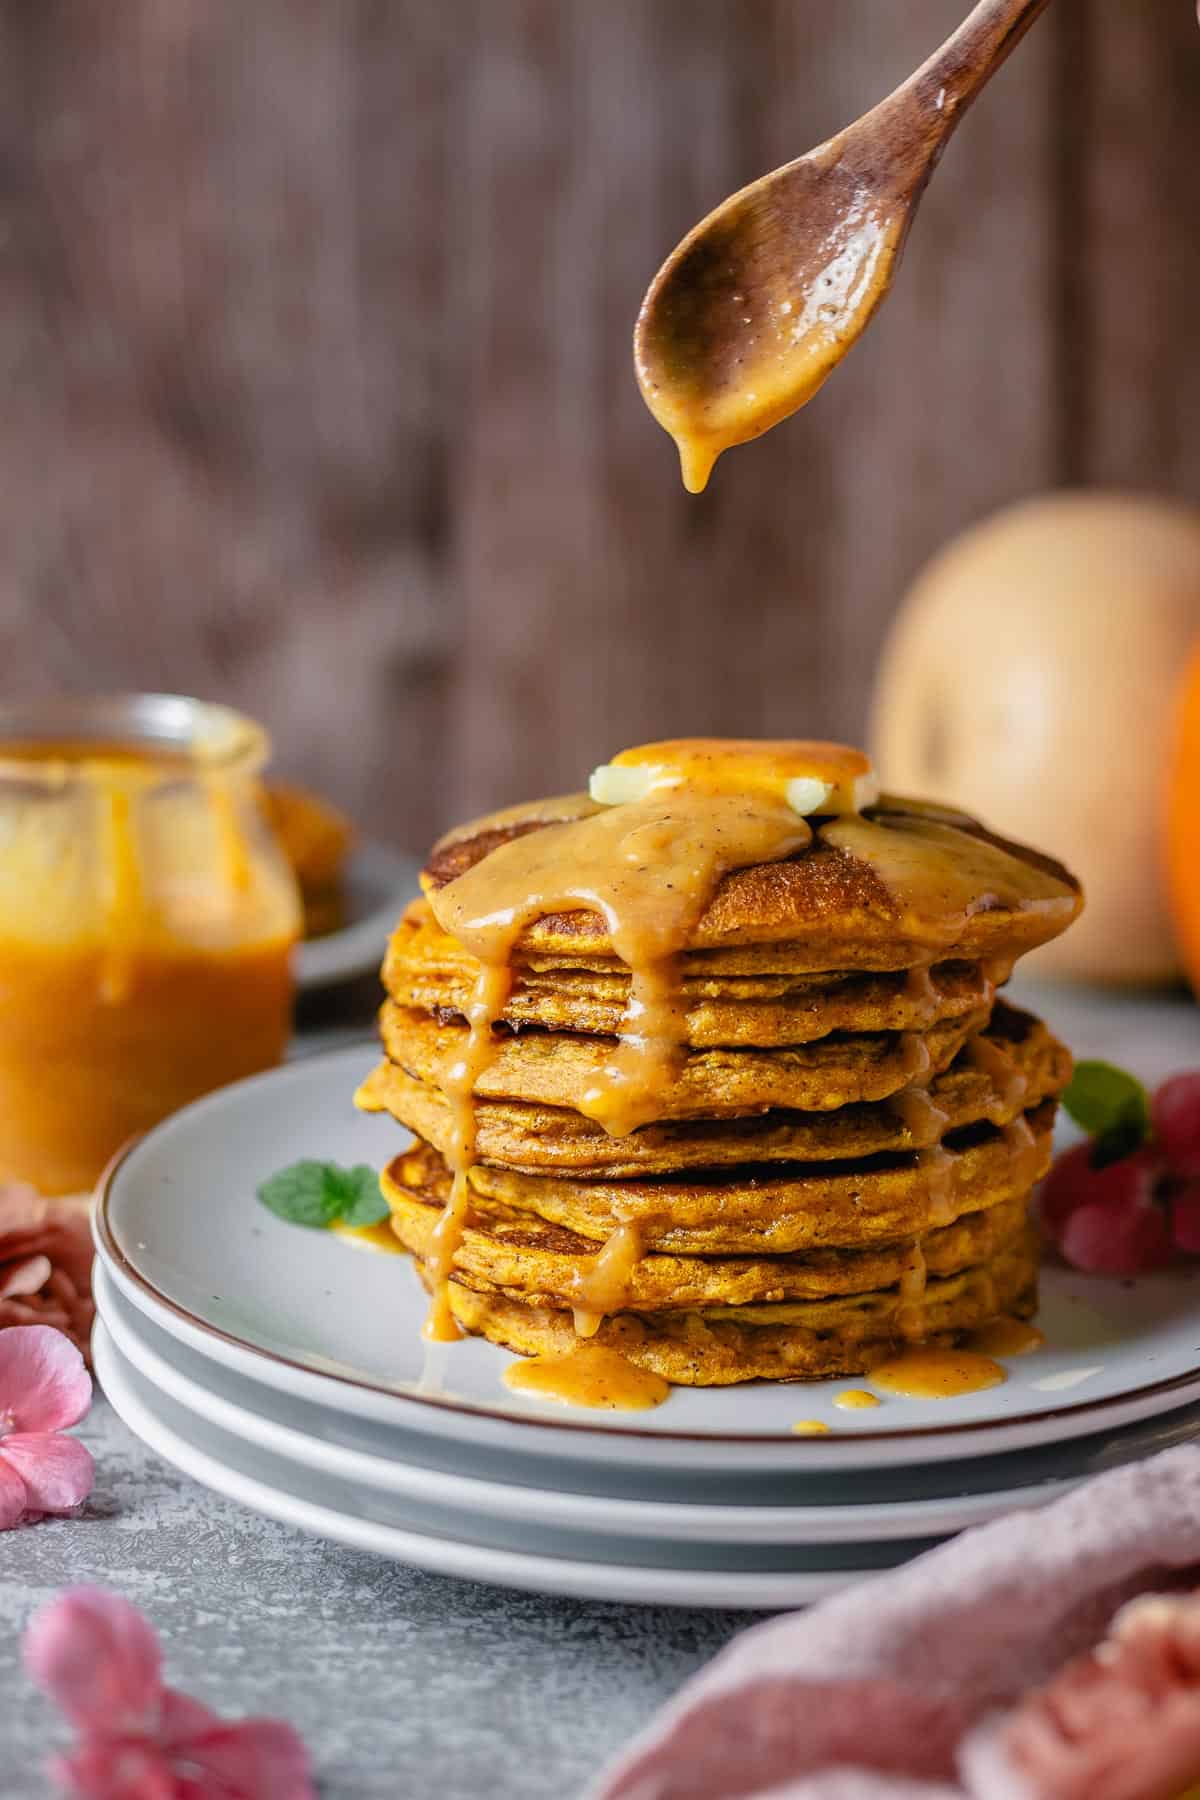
[634,0,1053,493]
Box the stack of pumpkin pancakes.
[357,774,1082,1387]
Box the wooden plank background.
[0,1,1196,847]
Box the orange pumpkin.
[1167,641,1200,996]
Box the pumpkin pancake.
[420,792,1082,970]
[378,1000,991,1121]
[385,1099,1057,1256]
[384,1178,1030,1311]
[385,901,1001,1047]
[416,1223,1041,1385]
[358,1000,1069,1177]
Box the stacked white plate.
[92,1046,1200,1609]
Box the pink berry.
[1038,1142,1097,1242]
[1055,1150,1173,1276]
[1170,1181,1200,1256]
[1153,1075,1200,1178]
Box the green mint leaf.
[1062,1061,1151,1164]
[339,1165,389,1228]
[257,1161,346,1228]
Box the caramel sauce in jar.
[0,700,299,1194]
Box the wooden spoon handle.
[877,0,1055,164]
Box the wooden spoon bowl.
[635,0,1054,492]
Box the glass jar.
[0,694,302,1193]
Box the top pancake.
[422,792,1082,970]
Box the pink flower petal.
[50,1740,178,1800]
[0,1254,53,1300]
[180,1717,315,1798]
[0,1323,92,1431]
[158,1686,223,1746]
[0,1181,49,1234]
[0,1449,28,1528]
[24,1588,163,1733]
[2,1432,94,1514]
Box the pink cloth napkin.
[594,1445,1200,1800]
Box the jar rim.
[0,694,271,782]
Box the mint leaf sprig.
[257,1161,388,1229]
[1061,1061,1151,1169]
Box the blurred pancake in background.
[263,780,357,938]
[262,781,420,991]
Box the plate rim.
[93,1263,1078,1545]
[93,1048,1200,1451]
[92,1318,878,1608]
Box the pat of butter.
[785,775,835,816]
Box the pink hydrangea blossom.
[999,1588,1200,1800]
[0,1323,93,1527]
[0,1185,94,1359]
[25,1587,315,1799]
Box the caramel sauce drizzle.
[99,784,142,1005]
[896,1242,928,1342]
[870,1347,1007,1400]
[902,960,939,1022]
[966,1316,1046,1358]
[424,961,513,1341]
[967,1033,1029,1121]
[897,1030,932,1083]
[1002,1113,1040,1191]
[888,984,954,1227]
[570,1222,644,1338]
[503,1343,669,1410]
[981,955,1014,1007]
[822,815,1075,933]
[917,1144,957,1228]
[207,776,253,896]
[889,1083,947,1149]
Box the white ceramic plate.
[94,1321,915,1608]
[93,1259,1200,1513]
[94,1046,1200,1474]
[295,841,419,989]
[95,1265,1092,1546]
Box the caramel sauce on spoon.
[634,0,1053,491]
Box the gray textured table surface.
[4,983,1199,1798]
[0,1400,756,1799]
